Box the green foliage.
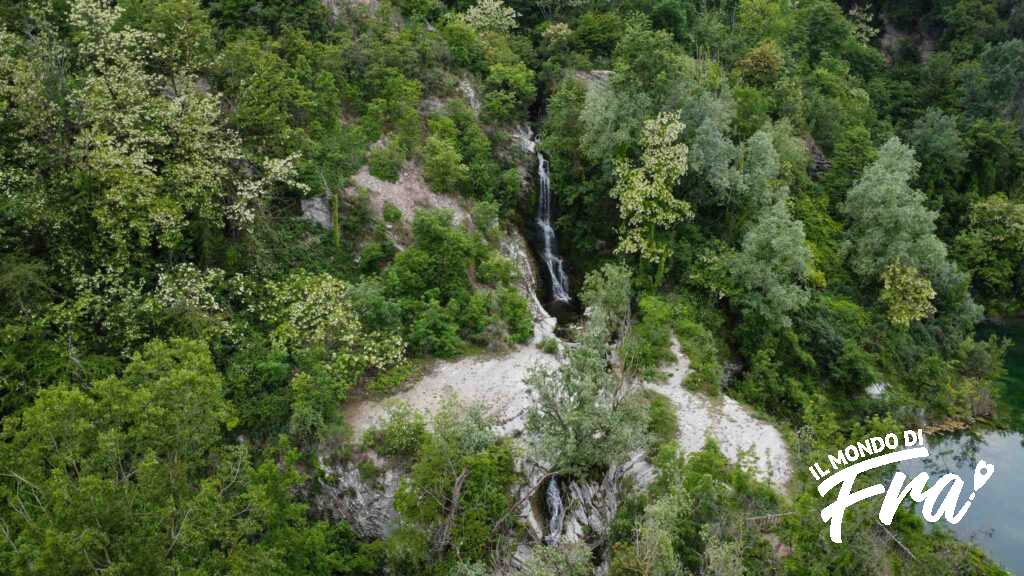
[208,0,328,34]
[383,201,404,224]
[622,295,676,380]
[644,390,679,450]
[423,135,470,193]
[471,200,501,240]
[494,287,534,344]
[611,111,693,280]
[367,359,425,397]
[3,0,1024,571]
[843,138,946,281]
[539,336,560,354]
[363,402,428,458]
[368,140,407,182]
[520,543,594,576]
[674,304,724,395]
[955,194,1024,315]
[526,266,648,474]
[482,62,536,122]
[880,262,938,328]
[395,401,516,564]
[730,201,812,330]
[476,253,516,285]
[408,299,464,357]
[0,338,359,574]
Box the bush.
[363,402,427,458]
[496,287,533,344]
[539,337,559,354]
[408,299,464,357]
[423,136,468,193]
[674,303,724,394]
[359,241,396,273]
[482,62,536,122]
[471,200,501,240]
[622,295,676,380]
[644,390,678,450]
[476,253,515,286]
[368,140,405,182]
[367,359,425,397]
[382,201,403,223]
[394,401,515,563]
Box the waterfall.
[543,477,565,545]
[536,153,571,303]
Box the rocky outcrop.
[803,135,831,179]
[315,453,401,539]
[300,195,332,229]
[344,345,558,438]
[500,229,557,344]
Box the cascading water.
[543,477,565,545]
[536,153,571,303]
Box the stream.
[898,320,1024,575]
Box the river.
[898,320,1024,575]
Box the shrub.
[362,402,427,458]
[423,136,468,193]
[644,390,679,450]
[368,140,405,182]
[359,241,396,273]
[622,295,676,380]
[394,401,515,563]
[675,316,723,394]
[367,359,425,397]
[539,336,559,354]
[673,300,724,394]
[476,253,515,286]
[408,299,464,357]
[496,287,533,344]
[382,201,403,223]
[471,200,500,240]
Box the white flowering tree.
[460,0,519,35]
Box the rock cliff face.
[314,453,401,539]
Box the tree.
[394,400,516,563]
[460,0,519,35]
[579,263,634,339]
[423,135,470,193]
[482,62,536,122]
[842,137,948,281]
[907,108,968,226]
[880,262,937,328]
[519,543,593,576]
[954,194,1024,313]
[737,129,785,213]
[0,339,357,574]
[730,201,812,329]
[610,111,693,283]
[525,265,648,474]
[610,486,689,576]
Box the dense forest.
[1,0,1023,574]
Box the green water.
[898,320,1024,575]
[983,320,1024,436]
